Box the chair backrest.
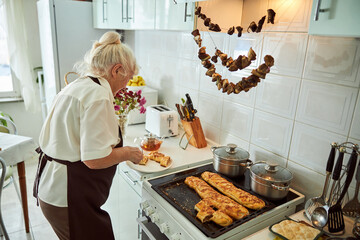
[0,116,17,135]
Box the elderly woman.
[33,31,143,240]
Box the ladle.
[311,149,344,229]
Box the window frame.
[0,1,21,99]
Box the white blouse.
[38,76,120,207]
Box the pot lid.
[212,144,249,161]
[250,162,293,183]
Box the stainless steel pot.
[249,162,293,200]
[212,144,252,177]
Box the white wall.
[0,0,43,143]
[133,29,360,201]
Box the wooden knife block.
[181,117,207,148]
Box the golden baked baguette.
[159,156,171,167]
[201,171,265,210]
[271,220,321,240]
[210,210,233,227]
[185,176,249,221]
[195,199,214,223]
[148,151,165,163]
[139,155,149,165]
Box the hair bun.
[99,31,122,46]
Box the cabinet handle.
[184,3,192,22]
[102,0,108,23]
[123,170,138,185]
[122,0,126,22]
[314,0,322,21]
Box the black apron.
[33,77,121,240]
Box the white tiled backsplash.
[131,30,360,201]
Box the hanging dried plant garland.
[191,7,276,95]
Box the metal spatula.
[328,149,357,233]
[342,150,359,217]
[305,143,336,220]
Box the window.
[0,1,19,98]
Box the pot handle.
[211,146,218,152]
[240,159,253,167]
[271,183,290,191]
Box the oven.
[138,163,305,240]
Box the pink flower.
[136,90,142,95]
[139,106,146,114]
[139,97,146,106]
[114,105,120,111]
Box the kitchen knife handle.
[326,144,336,173]
[175,104,184,120]
[332,149,344,181]
[337,149,358,203]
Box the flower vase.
[118,114,129,139]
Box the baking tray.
[150,164,299,238]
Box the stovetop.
[149,164,300,238]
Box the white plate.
[126,158,173,173]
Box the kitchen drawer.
[118,163,142,196]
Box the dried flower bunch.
[114,88,146,115]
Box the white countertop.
[244,210,356,239]
[121,123,215,180]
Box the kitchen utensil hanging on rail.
[176,94,206,149]
[304,142,336,221]
[343,150,360,217]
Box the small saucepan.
[249,162,293,200]
[211,144,252,178]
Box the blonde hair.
[74,31,138,78]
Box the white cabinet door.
[102,169,142,239]
[129,0,156,30]
[156,0,195,31]
[93,0,130,29]
[309,0,360,37]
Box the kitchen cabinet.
[196,0,243,33]
[102,166,142,240]
[308,0,360,37]
[241,0,311,33]
[156,0,195,31]
[93,0,155,30]
[93,0,195,31]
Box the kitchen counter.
[120,123,215,180]
[244,210,356,239]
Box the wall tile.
[221,100,254,142]
[350,90,360,140]
[296,80,358,135]
[223,71,257,108]
[251,110,293,158]
[202,121,220,144]
[289,122,347,174]
[199,63,225,96]
[287,160,326,202]
[198,92,223,127]
[265,0,312,32]
[255,74,301,119]
[249,144,287,166]
[261,33,308,78]
[162,30,182,57]
[228,33,263,68]
[178,59,200,91]
[304,36,360,87]
[200,31,228,55]
[220,132,250,151]
[180,32,198,61]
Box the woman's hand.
[124,146,143,164]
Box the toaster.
[145,105,178,137]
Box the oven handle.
[122,170,138,185]
[136,216,157,240]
